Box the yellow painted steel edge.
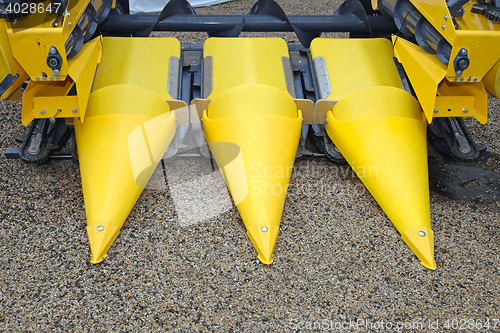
[21,36,102,126]
[6,0,91,80]
[0,20,28,99]
[393,36,488,124]
[409,0,455,44]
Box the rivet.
[441,24,446,30]
[463,108,468,113]
[434,109,439,114]
[418,231,426,237]
[72,108,77,113]
[261,227,268,232]
[97,225,104,231]
[40,109,45,114]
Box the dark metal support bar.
[100,13,397,35]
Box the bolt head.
[473,78,477,82]
[460,48,467,55]
[456,70,463,76]
[261,227,268,232]
[441,24,446,30]
[49,76,54,81]
[40,109,45,115]
[444,14,448,20]
[458,59,468,69]
[434,109,439,114]
[72,108,77,113]
[68,21,72,27]
[36,76,40,81]
[463,108,468,113]
[53,69,60,76]
[454,77,458,82]
[418,231,426,237]
[49,46,57,54]
[97,225,104,231]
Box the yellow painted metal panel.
[310,38,404,101]
[203,37,292,99]
[91,37,180,100]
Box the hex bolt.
[53,69,60,76]
[68,21,72,27]
[418,231,426,237]
[72,108,77,113]
[460,48,467,55]
[36,76,40,81]
[444,14,448,20]
[460,77,464,82]
[454,77,458,82]
[66,11,71,16]
[56,76,61,80]
[97,225,104,231]
[40,109,46,115]
[441,24,446,30]
[473,78,477,82]
[467,77,471,82]
[456,70,463,76]
[49,76,54,81]
[463,108,469,113]
[48,58,59,68]
[458,59,469,69]
[49,46,57,54]
[434,109,439,114]
[261,227,268,232]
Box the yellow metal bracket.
[6,0,91,81]
[393,36,487,124]
[22,36,103,125]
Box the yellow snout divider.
[75,37,180,263]
[311,38,436,270]
[202,38,302,264]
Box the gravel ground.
[1,1,499,332]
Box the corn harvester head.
[1,0,500,269]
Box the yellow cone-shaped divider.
[312,38,435,269]
[484,58,500,99]
[202,38,301,264]
[203,85,302,264]
[325,87,435,270]
[75,86,176,263]
[76,37,180,263]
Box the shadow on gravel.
[429,155,500,203]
